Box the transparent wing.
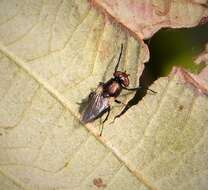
[81,91,109,124]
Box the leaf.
[90,0,208,39]
[0,1,208,190]
[195,43,208,84]
[0,48,148,189]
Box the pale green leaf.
[0,1,208,190]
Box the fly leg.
[113,112,123,122]
[107,100,127,125]
[103,107,111,123]
[122,86,157,94]
[112,88,156,123]
[109,111,123,125]
[108,99,126,125]
[100,107,111,136]
[115,99,126,105]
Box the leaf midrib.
[0,43,158,190]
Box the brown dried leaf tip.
[171,67,208,96]
[93,178,107,188]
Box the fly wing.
[81,91,109,124]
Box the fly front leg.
[122,86,157,94]
[115,99,123,104]
[100,107,111,136]
[115,99,126,106]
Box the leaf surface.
[0,1,208,190]
[91,0,208,39]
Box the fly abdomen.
[81,87,110,124]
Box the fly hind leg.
[100,107,110,136]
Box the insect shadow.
[113,61,156,120]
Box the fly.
[80,44,156,135]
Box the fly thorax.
[105,81,122,97]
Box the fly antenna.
[115,44,123,72]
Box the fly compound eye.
[121,76,129,87]
[113,71,130,87]
[117,73,129,87]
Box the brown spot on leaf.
[171,67,208,96]
[64,162,69,168]
[93,178,107,188]
[178,105,184,111]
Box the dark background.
[146,23,208,81]
[121,23,208,115]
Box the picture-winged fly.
[81,44,156,135]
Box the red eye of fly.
[113,71,129,87]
